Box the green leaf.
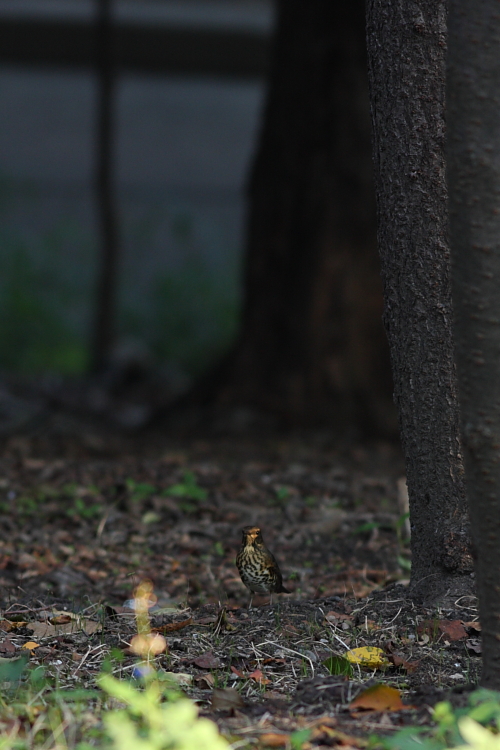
[291,728,311,749]
[0,654,29,682]
[126,479,157,502]
[164,471,207,501]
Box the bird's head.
[241,526,263,547]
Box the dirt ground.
[0,419,482,747]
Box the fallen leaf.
[0,639,16,655]
[466,639,482,655]
[326,611,353,623]
[248,669,270,685]
[21,642,40,651]
[463,621,481,632]
[159,672,193,687]
[417,619,467,642]
[386,653,420,673]
[211,687,244,711]
[265,691,288,701]
[50,610,78,620]
[345,646,389,669]
[259,733,289,747]
[153,606,187,616]
[362,620,380,632]
[104,605,135,620]
[383,640,398,654]
[231,666,245,678]
[23,458,46,470]
[384,646,420,673]
[28,618,101,639]
[311,726,368,747]
[49,615,73,625]
[350,684,405,712]
[155,618,193,634]
[311,724,339,740]
[438,620,468,641]
[194,673,215,689]
[193,651,222,669]
[1,621,28,630]
[309,716,337,728]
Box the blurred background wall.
[0,0,272,384]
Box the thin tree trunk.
[448,0,500,687]
[366,0,474,604]
[90,0,120,374]
[194,0,394,436]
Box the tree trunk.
[90,0,120,374]
[448,0,500,687]
[366,0,474,604]
[207,0,394,436]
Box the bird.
[236,526,290,609]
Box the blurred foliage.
[151,257,238,375]
[0,185,240,378]
[0,231,89,374]
[121,209,240,378]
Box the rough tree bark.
[203,0,394,435]
[366,0,474,604]
[448,0,500,687]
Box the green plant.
[352,521,382,536]
[0,222,90,374]
[164,472,207,503]
[454,717,500,750]
[213,541,224,557]
[66,496,102,520]
[15,494,40,515]
[98,578,229,750]
[126,479,157,503]
[99,674,229,750]
[383,690,500,750]
[322,655,354,677]
[275,487,290,501]
[304,496,318,507]
[145,254,239,378]
[397,554,412,572]
[291,729,312,749]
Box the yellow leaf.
[345,646,389,669]
[22,642,40,651]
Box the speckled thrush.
[236,526,290,608]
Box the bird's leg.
[248,593,253,610]
[270,593,274,607]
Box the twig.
[255,640,315,678]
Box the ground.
[0,421,482,747]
